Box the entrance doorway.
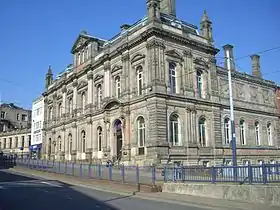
[114,119,123,161]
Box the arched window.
[255,121,260,145]
[97,127,102,151]
[81,130,86,153]
[267,123,272,146]
[58,102,62,118]
[97,84,102,108]
[115,76,121,98]
[199,118,206,147]
[169,63,177,94]
[137,117,145,147]
[58,136,62,151]
[136,66,143,96]
[224,118,230,145]
[240,120,246,145]
[169,114,180,146]
[196,70,203,98]
[68,134,72,153]
[81,92,86,114]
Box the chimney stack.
[251,54,262,78]
[120,24,130,32]
[223,44,235,71]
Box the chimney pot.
[251,54,262,78]
[223,44,235,71]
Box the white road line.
[41,181,61,188]
[0,186,5,189]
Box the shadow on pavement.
[0,170,120,210]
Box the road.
[0,169,213,210]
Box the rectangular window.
[0,111,6,119]
[22,114,27,121]
[17,114,20,121]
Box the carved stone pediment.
[56,94,63,100]
[165,49,183,60]
[48,99,53,104]
[131,53,145,64]
[67,89,73,95]
[111,65,122,73]
[94,74,104,82]
[194,57,209,68]
[77,80,87,90]
[71,33,93,54]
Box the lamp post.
[224,45,238,180]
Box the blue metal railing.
[163,163,280,184]
[1,157,160,185]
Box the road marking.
[0,186,5,189]
[41,181,61,188]
[95,205,100,208]
[35,188,49,193]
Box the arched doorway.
[114,119,123,161]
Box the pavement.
[0,167,279,210]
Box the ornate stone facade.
[42,0,280,166]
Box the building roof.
[0,103,22,109]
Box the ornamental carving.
[87,70,93,80]
[73,79,78,87]
[220,79,229,96]
[146,39,165,49]
[121,53,129,61]
[77,80,87,90]
[94,74,104,82]
[62,86,67,93]
[262,89,270,104]
[104,62,111,71]
[250,86,258,100]
[236,83,245,99]
[111,65,122,74]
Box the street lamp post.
[224,45,238,180]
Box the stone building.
[42,0,280,166]
[0,103,31,132]
[0,128,31,157]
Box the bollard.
[88,164,91,178]
[98,164,101,179]
[121,164,125,184]
[109,164,112,181]
[65,162,67,174]
[72,162,75,176]
[152,166,156,186]
[80,164,83,177]
[58,161,61,173]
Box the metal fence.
[163,164,280,184]
[3,158,165,185]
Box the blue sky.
[0,0,279,109]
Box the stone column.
[121,53,129,97]
[61,127,65,160]
[103,121,110,152]
[92,124,98,159]
[186,108,191,145]
[87,70,93,107]
[123,114,131,160]
[62,85,67,117]
[183,50,193,90]
[104,61,111,98]
[71,123,77,161]
[73,78,78,116]
[86,119,93,161]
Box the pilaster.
[86,118,93,161]
[121,53,130,98]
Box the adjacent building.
[42,0,280,166]
[30,96,45,158]
[0,103,31,132]
[0,128,31,157]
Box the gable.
[111,65,122,73]
[71,33,94,54]
[94,74,104,82]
